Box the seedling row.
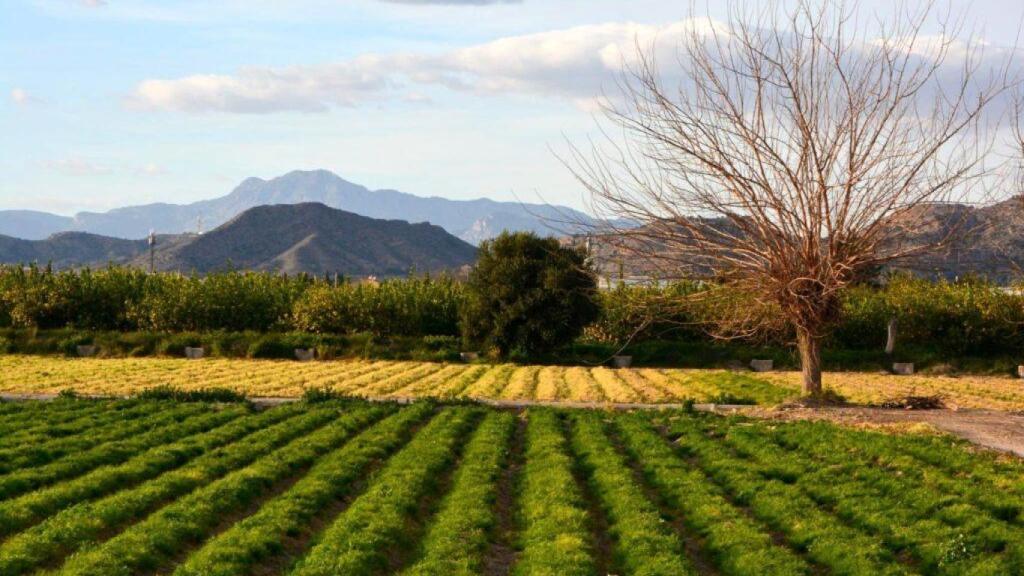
[0,397,1021,575]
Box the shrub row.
[4,265,1024,357]
[591,275,1024,356]
[0,265,461,337]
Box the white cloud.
[136,163,168,176]
[128,17,1011,116]
[130,20,711,114]
[80,0,107,6]
[40,157,112,176]
[10,88,36,107]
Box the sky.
[2,0,1024,216]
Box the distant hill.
[0,169,594,244]
[141,203,477,275]
[0,232,149,269]
[0,203,477,276]
[581,198,1024,285]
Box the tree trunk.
[796,328,822,395]
[885,318,897,355]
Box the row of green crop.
[53,403,393,576]
[176,403,434,575]
[290,407,479,575]
[0,403,324,575]
[0,401,207,474]
[0,406,248,508]
[10,399,1024,575]
[721,419,1024,573]
[671,413,1024,575]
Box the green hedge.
[0,266,460,338]
[2,265,1022,359]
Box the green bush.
[460,232,600,358]
[291,276,463,337]
[832,275,1024,355]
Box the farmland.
[5,355,1024,409]
[0,397,1022,575]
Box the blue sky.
[2,0,1023,215]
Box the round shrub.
[460,231,600,358]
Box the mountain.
[141,203,477,275]
[580,198,1024,285]
[0,170,595,244]
[0,211,75,241]
[0,203,476,276]
[0,232,149,269]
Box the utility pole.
[148,229,157,274]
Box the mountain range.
[0,203,477,276]
[0,170,593,244]
[583,197,1024,284]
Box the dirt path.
[727,405,1024,458]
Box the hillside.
[0,170,593,244]
[0,203,476,276]
[142,202,477,275]
[0,232,149,269]
[581,198,1024,284]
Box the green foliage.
[402,411,515,576]
[175,404,430,576]
[2,401,1024,573]
[54,404,388,576]
[127,271,309,332]
[833,274,1024,355]
[568,412,697,575]
[0,266,459,338]
[290,407,478,576]
[292,275,463,337]
[584,281,705,344]
[514,409,594,576]
[461,232,600,358]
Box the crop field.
[0,356,795,405]
[0,397,1022,575]
[4,355,1024,409]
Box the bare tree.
[570,0,1011,394]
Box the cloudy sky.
[2,0,1023,215]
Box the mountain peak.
[0,169,595,243]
